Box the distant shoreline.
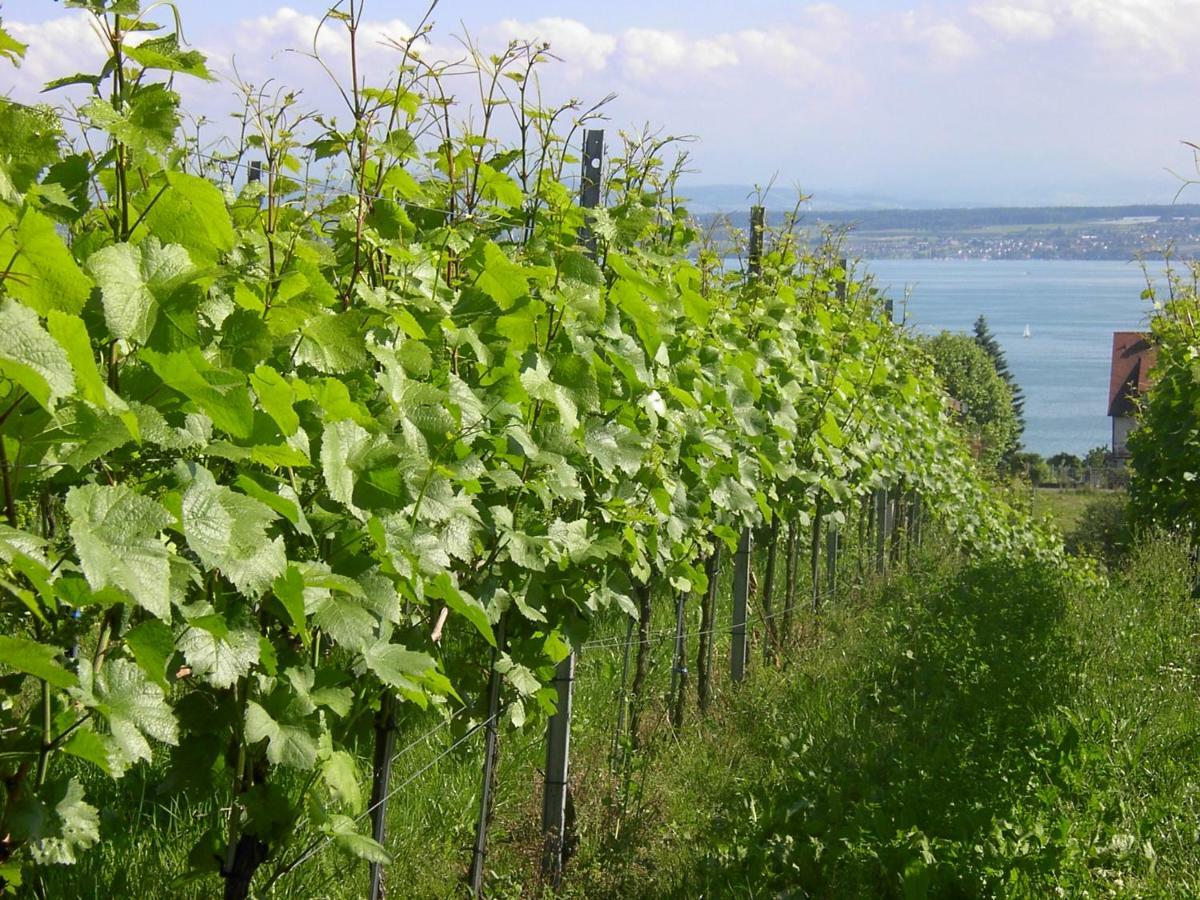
[698,204,1200,261]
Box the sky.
[5,0,1200,207]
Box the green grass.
[565,534,1200,899]
[1033,487,1119,536]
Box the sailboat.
[1022,324,1032,339]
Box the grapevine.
[0,3,1069,895]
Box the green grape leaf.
[327,815,391,864]
[61,727,114,776]
[66,484,173,619]
[0,298,74,412]
[426,573,494,647]
[8,778,100,865]
[321,419,389,519]
[520,355,579,431]
[495,653,540,696]
[585,421,645,476]
[245,695,319,770]
[45,311,125,419]
[0,634,75,688]
[475,242,530,310]
[181,466,286,597]
[124,33,213,81]
[81,83,180,156]
[123,619,176,689]
[311,590,378,652]
[0,206,92,315]
[0,25,28,66]
[476,162,523,207]
[250,365,299,436]
[321,750,363,811]
[284,666,352,717]
[141,348,255,439]
[362,642,436,692]
[272,566,309,642]
[86,236,195,345]
[178,620,260,689]
[73,658,178,774]
[0,101,58,198]
[295,311,370,374]
[136,171,233,266]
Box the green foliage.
[925,330,1019,470]
[974,314,1025,449]
[0,4,1072,894]
[1006,450,1051,485]
[1064,492,1131,567]
[1129,288,1200,543]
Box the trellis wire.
[578,582,841,654]
[267,707,492,888]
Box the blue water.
[867,259,1164,457]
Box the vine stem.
[35,680,51,788]
[0,436,16,527]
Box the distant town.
[703,204,1200,260]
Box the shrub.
[1065,493,1130,567]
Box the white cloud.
[201,7,418,79]
[6,13,109,102]
[489,18,616,72]
[618,28,738,79]
[802,3,852,34]
[897,12,980,64]
[1064,0,1196,65]
[971,3,1057,40]
[971,0,1200,68]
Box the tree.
[925,331,1019,471]
[973,315,1025,453]
[1007,451,1051,485]
[1047,452,1084,486]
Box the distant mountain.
[675,183,1192,215]
[675,184,922,214]
[715,204,1200,231]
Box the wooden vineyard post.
[576,128,604,254]
[610,617,634,770]
[469,616,507,897]
[858,494,868,585]
[367,692,396,900]
[696,540,722,712]
[904,491,914,570]
[783,519,799,623]
[748,205,764,278]
[730,205,763,684]
[826,520,838,600]
[669,590,688,730]
[874,488,887,577]
[761,514,780,657]
[730,526,752,683]
[541,652,576,888]
[887,492,900,566]
[540,127,603,887]
[810,497,823,613]
[836,257,848,303]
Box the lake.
[866,259,1165,457]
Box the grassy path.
[608,538,1200,899]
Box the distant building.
[1107,332,1157,457]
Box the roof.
[1108,332,1157,417]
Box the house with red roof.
[1108,332,1157,458]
